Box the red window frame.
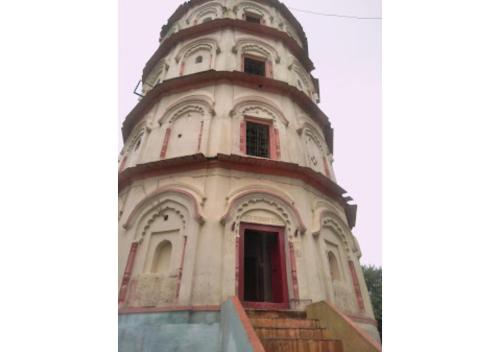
[240,116,280,160]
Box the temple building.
[118,1,381,351]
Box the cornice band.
[122,70,333,153]
[118,153,356,228]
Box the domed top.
[159,0,309,53]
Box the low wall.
[221,297,265,352]
[119,310,221,352]
[306,301,382,352]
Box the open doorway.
[239,223,289,309]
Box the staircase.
[247,309,344,352]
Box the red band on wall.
[240,121,246,153]
[274,128,281,159]
[160,128,171,158]
[289,242,299,300]
[119,242,139,304]
[348,260,365,312]
[175,235,188,301]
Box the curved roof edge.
[160,0,309,53]
[144,18,315,80]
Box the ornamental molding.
[175,38,220,63]
[220,189,306,235]
[158,95,215,126]
[234,38,281,63]
[229,96,289,127]
[123,187,205,232]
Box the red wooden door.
[238,223,289,309]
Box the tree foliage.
[361,265,382,338]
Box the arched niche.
[175,38,220,76]
[289,60,315,97]
[151,240,173,274]
[157,95,215,158]
[296,122,329,175]
[327,250,341,282]
[120,122,150,170]
[123,188,202,308]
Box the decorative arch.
[233,38,280,63]
[123,187,205,232]
[150,240,173,274]
[186,2,226,25]
[158,95,215,126]
[234,1,272,25]
[229,96,289,127]
[224,185,294,206]
[296,121,325,144]
[220,190,306,235]
[175,38,220,63]
[312,209,351,253]
[289,60,314,96]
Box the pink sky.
[119,0,381,266]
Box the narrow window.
[151,240,172,274]
[195,55,203,64]
[244,57,266,76]
[246,121,269,157]
[245,12,262,24]
[328,251,341,281]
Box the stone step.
[246,309,307,319]
[255,326,330,339]
[250,317,321,329]
[261,337,344,352]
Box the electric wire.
[288,7,381,20]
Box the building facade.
[118,0,380,348]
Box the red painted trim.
[159,128,171,158]
[119,242,139,304]
[235,235,240,295]
[197,120,204,152]
[274,128,281,160]
[266,60,273,78]
[323,156,331,177]
[229,296,266,352]
[288,242,300,300]
[175,235,188,301]
[240,121,246,153]
[118,156,128,172]
[122,71,332,153]
[238,223,289,310]
[119,305,220,315]
[348,260,365,312]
